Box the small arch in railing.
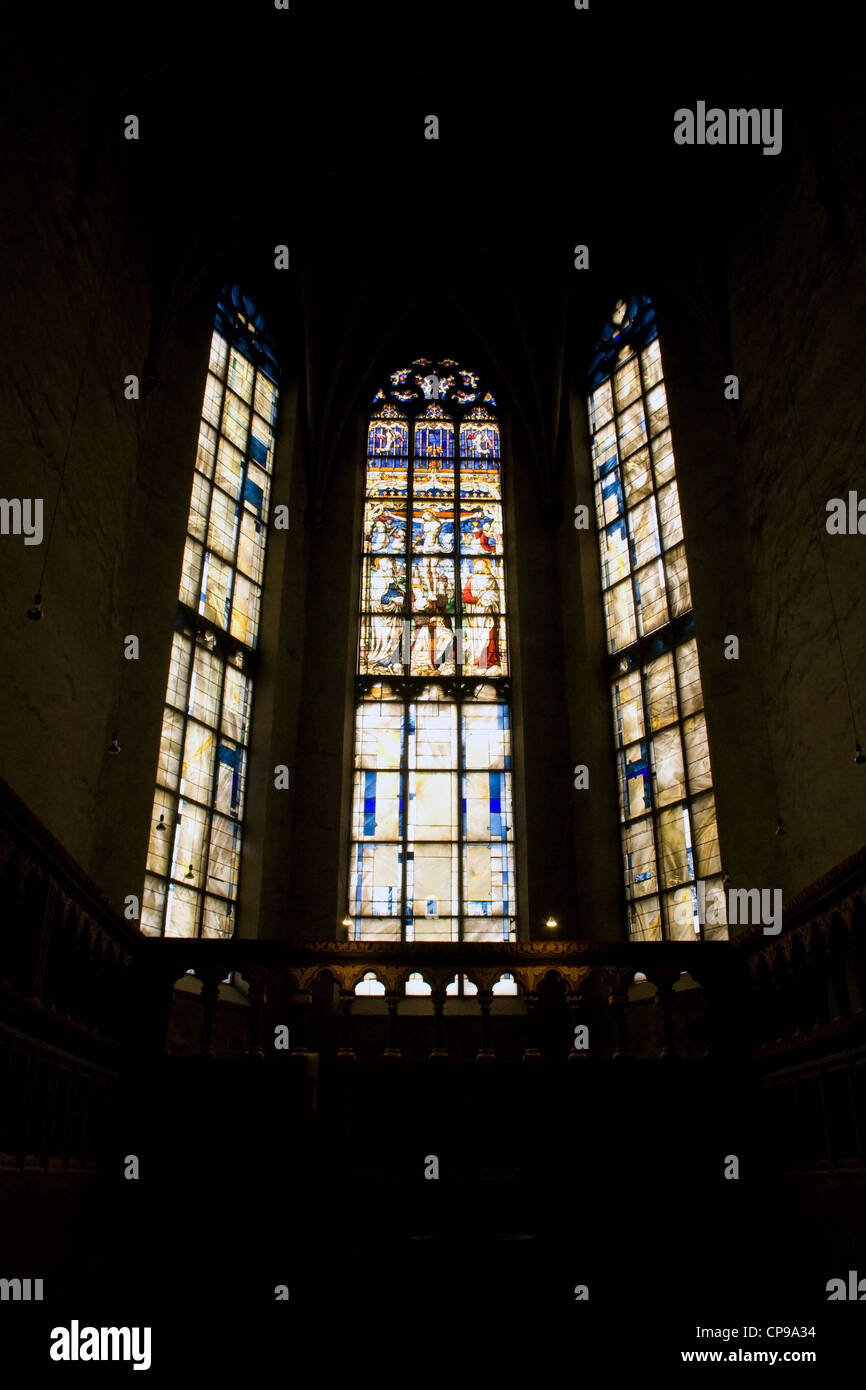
[175,971,203,995]
[446,974,477,996]
[851,896,866,1008]
[74,914,92,954]
[311,965,341,990]
[628,972,656,1000]
[50,892,65,936]
[829,910,849,947]
[828,911,852,1016]
[808,920,829,974]
[492,972,519,996]
[22,867,43,914]
[0,850,21,901]
[771,947,789,981]
[355,971,386,996]
[405,972,431,996]
[536,968,569,1003]
[581,968,611,1005]
[789,935,811,1014]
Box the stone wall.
[1,64,863,942]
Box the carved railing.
[2,770,866,1164]
[0,781,139,1168]
[140,936,744,1064]
[733,844,866,1063]
[731,846,866,1171]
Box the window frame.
[586,296,726,943]
[347,361,518,945]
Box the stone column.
[384,992,402,1059]
[336,989,356,1059]
[477,990,495,1061]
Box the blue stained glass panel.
[415,422,454,459]
[243,477,264,515]
[249,434,269,467]
[364,770,377,836]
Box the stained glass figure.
[351,360,516,942]
[143,288,279,939]
[587,299,726,942]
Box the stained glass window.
[348,360,516,942]
[587,296,727,943]
[142,287,280,938]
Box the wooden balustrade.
[2,774,866,1164]
[732,844,866,1062]
[142,937,740,1062]
[0,781,138,1169]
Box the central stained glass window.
[346,359,516,942]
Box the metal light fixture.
[184,863,195,881]
[855,743,865,765]
[545,914,558,930]
[107,731,121,755]
[27,592,43,621]
[155,814,166,834]
[775,818,785,836]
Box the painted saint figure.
[410,557,455,673]
[461,508,499,554]
[461,557,502,673]
[366,557,405,670]
[420,510,442,551]
[369,507,405,553]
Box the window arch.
[142,286,280,938]
[587,296,727,942]
[346,359,516,943]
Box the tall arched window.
[142,286,280,938]
[587,296,726,942]
[347,359,516,943]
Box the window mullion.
[402,427,413,943]
[455,439,465,948]
[641,362,697,939]
[196,650,229,939]
[164,629,196,938]
[637,667,666,940]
